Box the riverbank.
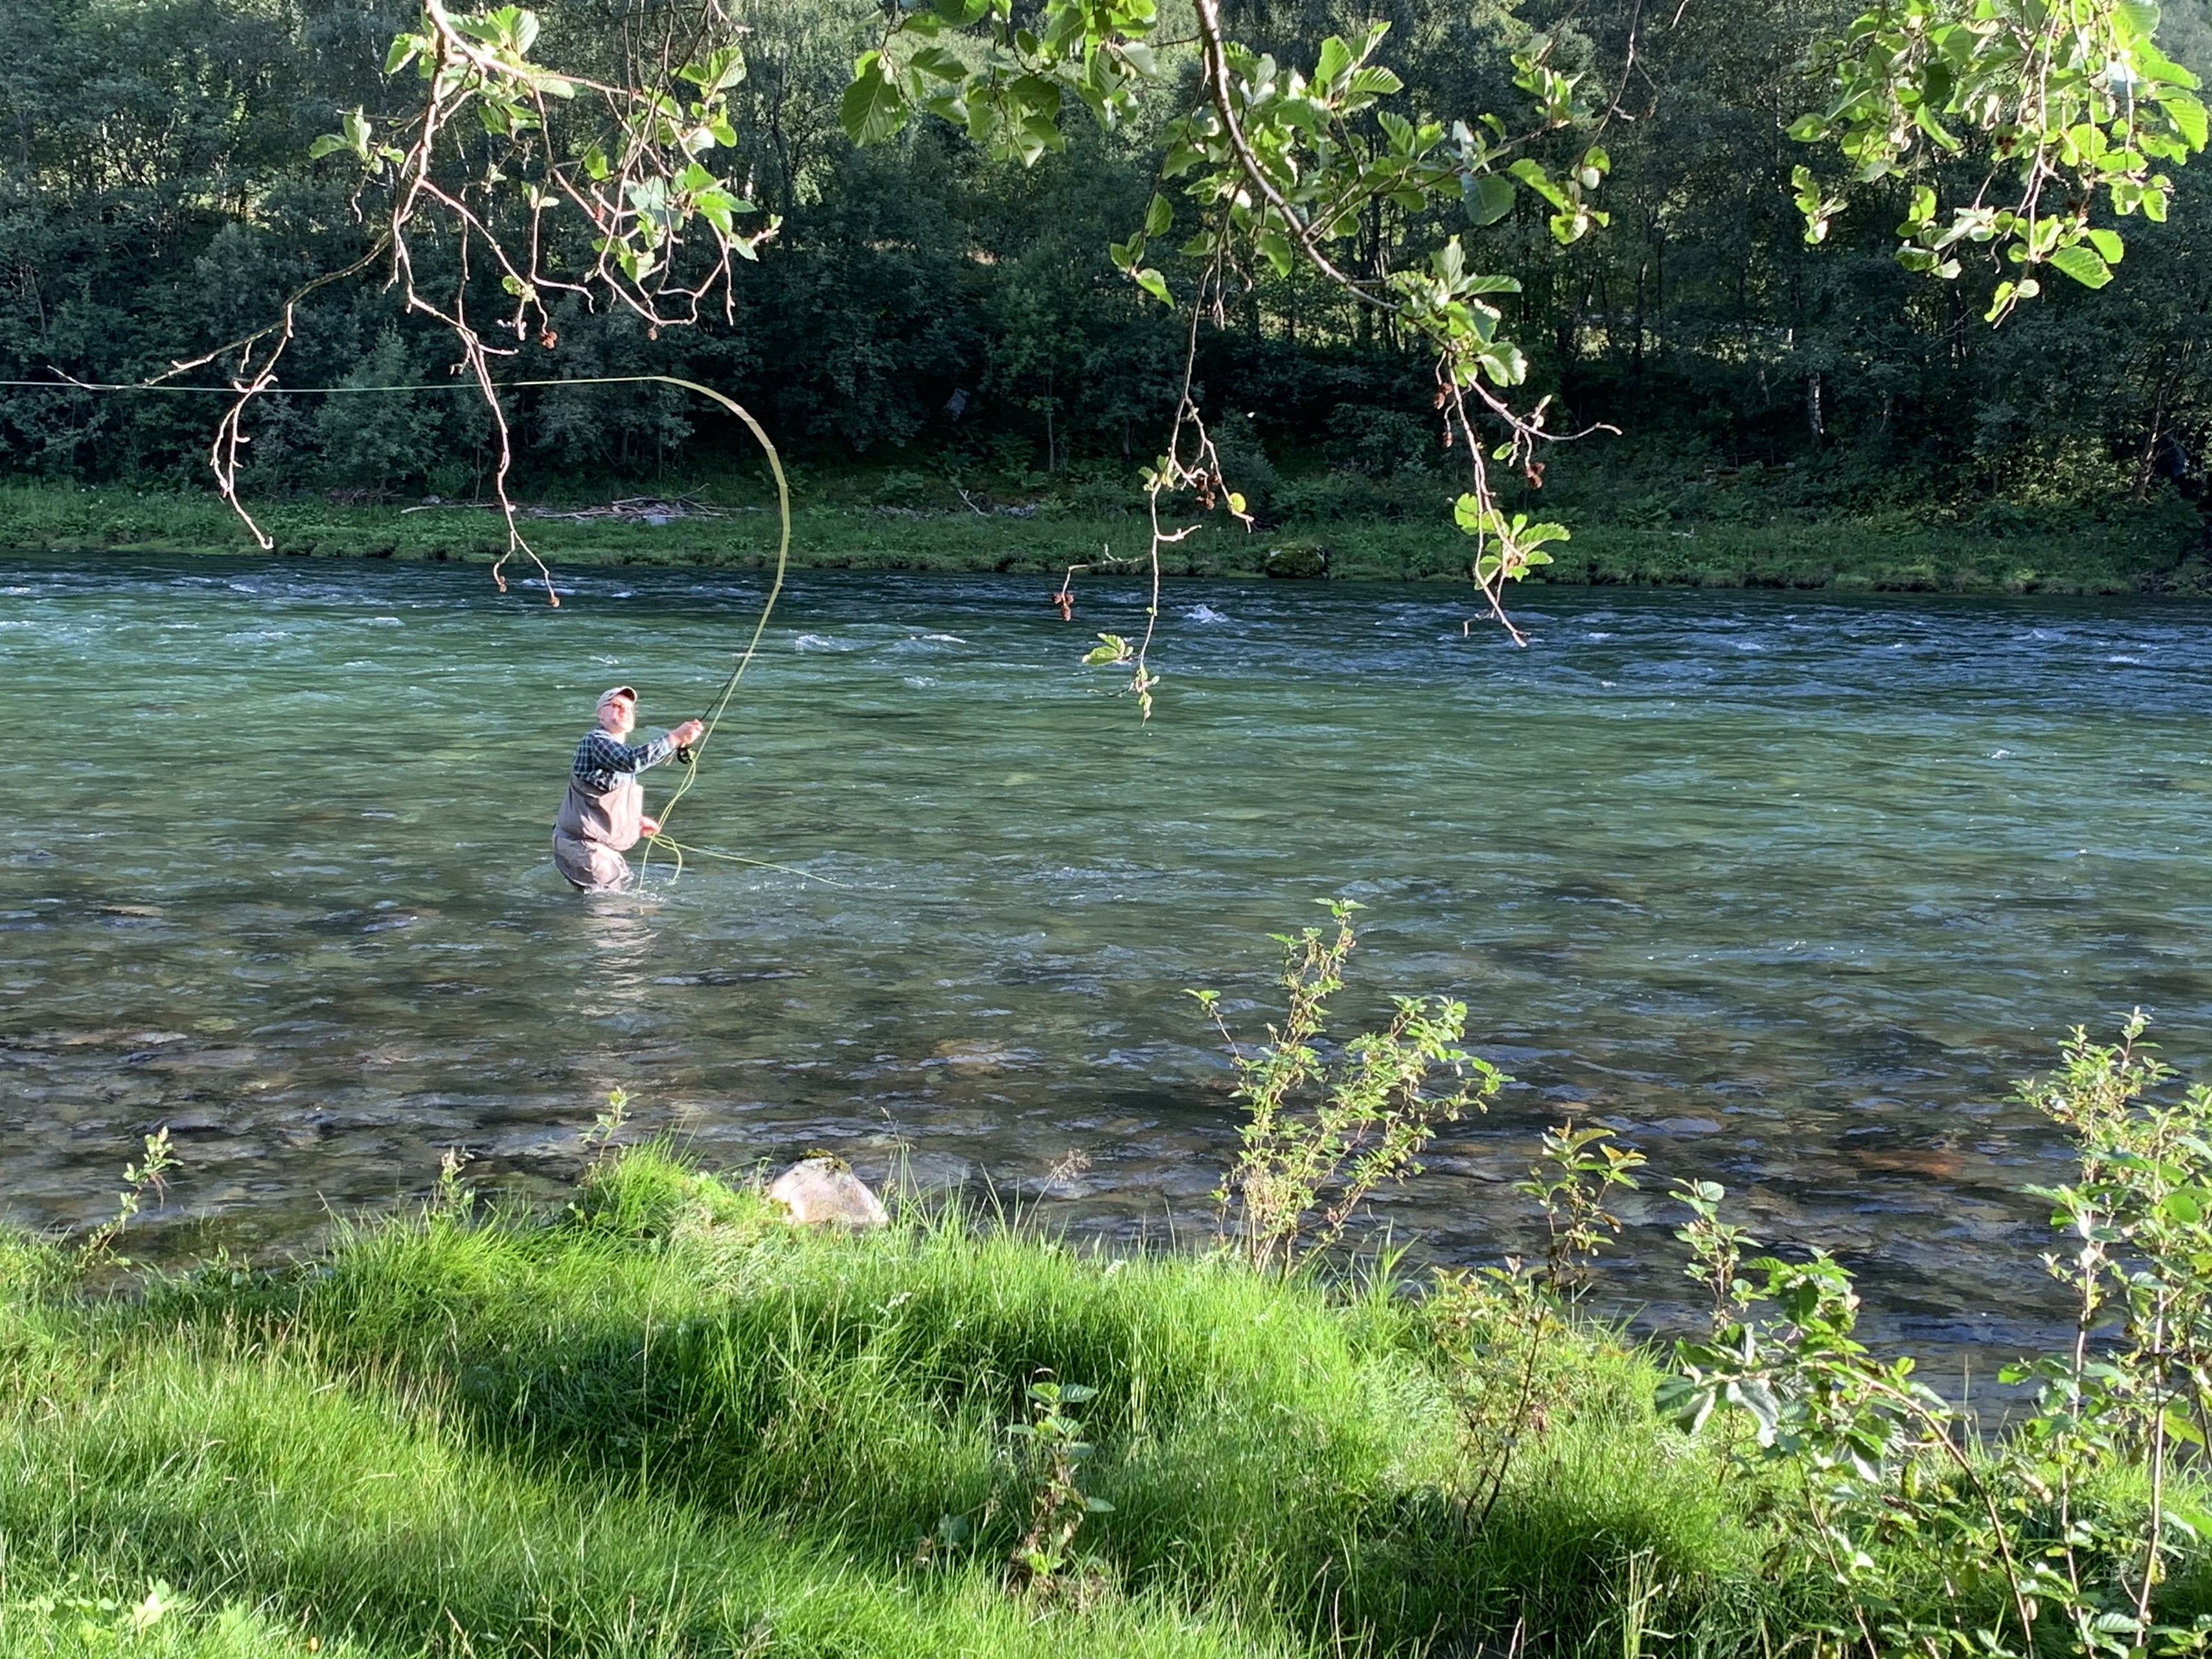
[4,480,2206,594]
[6,1134,2210,1659]
[1,1145,1735,1659]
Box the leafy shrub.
[872,469,931,507]
[1663,1013,2212,1658]
[1325,402,1436,478]
[1197,901,1503,1271]
[1262,542,1330,579]
[317,332,448,490]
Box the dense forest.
[6,0,2212,530]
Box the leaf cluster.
[1789,0,2209,320]
[1004,1377,1116,1603]
[1660,1013,2212,1659]
[1197,899,1506,1274]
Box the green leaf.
[2117,0,2163,41]
[1653,1374,1717,1436]
[1313,35,1353,90]
[1463,173,1515,226]
[1344,65,1402,99]
[2086,227,2125,264]
[1008,74,1061,118]
[1144,192,1173,236]
[2167,93,2209,151]
[1012,112,1063,165]
[1133,267,1170,305]
[1507,158,1566,209]
[2047,242,2113,288]
[2139,42,2202,90]
[908,44,967,82]
[841,57,906,147]
[384,34,422,75]
[932,0,988,19]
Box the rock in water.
[1263,542,1331,579]
[769,1158,889,1229]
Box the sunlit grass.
[0,1146,1768,1657]
[5,478,2200,592]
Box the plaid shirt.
[572,727,677,792]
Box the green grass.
[1,1147,1771,1659]
[3,476,2204,594]
[11,1145,2212,1656]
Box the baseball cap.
[597,685,637,710]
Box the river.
[7,554,2210,1358]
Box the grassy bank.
[4,476,2206,595]
[7,1130,2211,1658]
[1,1146,1755,1659]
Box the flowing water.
[7,553,2211,1356]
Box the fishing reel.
[675,744,696,767]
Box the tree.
[11,0,2203,677]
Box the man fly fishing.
[552,686,705,891]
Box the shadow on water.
[8,554,2212,1353]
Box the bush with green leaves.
[1662,1013,2212,1658]
[315,332,447,489]
[1194,899,1506,1274]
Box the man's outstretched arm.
[577,729,678,780]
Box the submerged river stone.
[769,1158,889,1229]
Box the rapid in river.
[8,554,2211,1356]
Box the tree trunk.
[1630,252,1648,377]
[2133,347,2191,500]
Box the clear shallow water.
[6,554,2211,1356]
